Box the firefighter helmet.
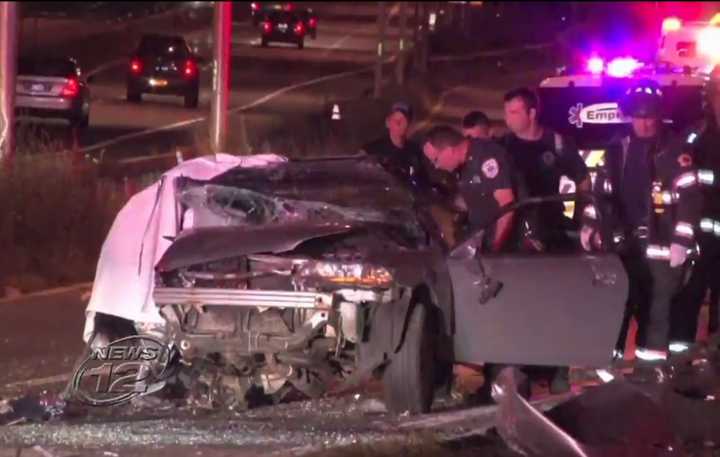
[620,79,663,118]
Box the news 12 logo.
[70,335,176,407]
[568,103,629,128]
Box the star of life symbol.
[569,103,583,128]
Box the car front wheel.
[382,303,436,414]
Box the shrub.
[0,150,126,292]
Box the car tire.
[184,89,199,109]
[382,303,436,415]
[261,37,269,47]
[297,38,304,50]
[127,88,142,103]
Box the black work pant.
[615,239,685,353]
[671,233,720,344]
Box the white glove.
[669,243,688,268]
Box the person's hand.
[670,243,688,268]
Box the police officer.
[500,87,591,253]
[670,67,720,349]
[422,125,516,252]
[362,102,426,188]
[422,125,522,404]
[462,111,492,140]
[581,79,703,367]
[500,87,591,394]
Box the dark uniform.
[584,124,703,357]
[671,115,720,346]
[419,138,514,250]
[500,129,588,251]
[456,138,514,238]
[362,135,428,190]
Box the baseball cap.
[388,101,413,121]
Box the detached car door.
[447,195,628,368]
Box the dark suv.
[260,10,306,49]
[126,34,201,108]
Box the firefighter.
[670,66,720,350]
[580,79,703,368]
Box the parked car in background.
[16,56,92,129]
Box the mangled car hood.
[157,157,427,271]
[156,222,356,272]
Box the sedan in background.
[16,56,92,129]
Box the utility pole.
[395,1,407,86]
[210,1,232,154]
[374,1,386,99]
[0,1,18,169]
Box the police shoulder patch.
[482,158,499,179]
[677,153,693,168]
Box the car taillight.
[130,58,142,74]
[309,17,317,27]
[61,78,79,98]
[262,21,272,33]
[184,59,197,78]
[294,22,304,35]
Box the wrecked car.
[90,155,629,415]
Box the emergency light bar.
[584,56,643,77]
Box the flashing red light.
[262,21,272,34]
[184,59,197,78]
[251,2,259,11]
[61,78,79,98]
[130,58,142,74]
[294,22,304,35]
[662,17,682,34]
[284,3,293,11]
[309,17,317,28]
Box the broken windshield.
[176,157,427,242]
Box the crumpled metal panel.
[493,337,720,457]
